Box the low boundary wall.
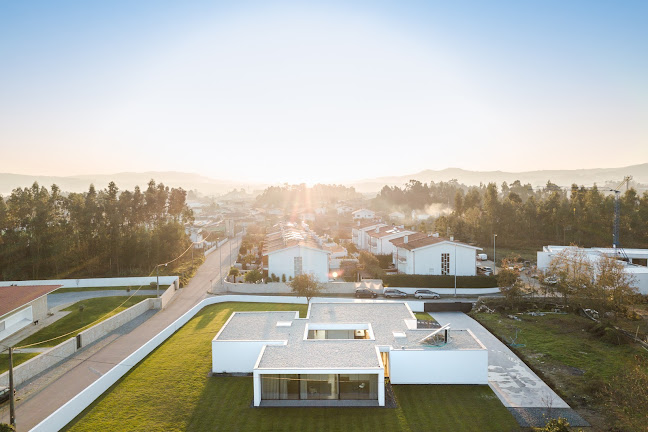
[0,298,158,388]
[0,276,179,290]
[31,295,431,431]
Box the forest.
[254,184,360,210]
[0,180,194,281]
[374,179,648,249]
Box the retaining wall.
[0,338,77,388]
[152,284,177,309]
[0,298,157,389]
[78,299,155,347]
[31,295,429,431]
[0,276,179,290]
[205,238,229,256]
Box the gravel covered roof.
[214,302,485,370]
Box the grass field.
[65,302,518,432]
[57,285,169,293]
[473,311,648,429]
[414,312,436,322]
[18,296,155,349]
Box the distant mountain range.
[0,171,262,196]
[1,163,647,196]
[351,163,648,193]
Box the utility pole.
[493,234,498,276]
[9,346,16,427]
[156,264,160,298]
[453,240,457,298]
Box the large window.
[441,253,450,275]
[261,374,378,401]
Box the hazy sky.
[1,1,646,183]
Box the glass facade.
[261,374,378,401]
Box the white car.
[413,289,441,300]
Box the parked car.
[413,289,441,300]
[0,386,15,404]
[477,253,488,261]
[383,288,408,298]
[477,266,492,276]
[355,288,378,298]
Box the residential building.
[389,211,405,222]
[390,234,481,276]
[336,205,353,215]
[537,245,648,294]
[352,209,375,220]
[366,225,416,256]
[263,223,331,282]
[351,220,387,251]
[0,285,61,342]
[212,302,487,407]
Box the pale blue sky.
[1,1,646,183]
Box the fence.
[0,276,179,290]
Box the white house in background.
[212,302,487,407]
[337,205,353,215]
[352,220,388,251]
[366,226,416,256]
[315,207,327,215]
[389,211,405,221]
[537,245,648,295]
[352,209,375,220]
[263,224,331,282]
[390,234,481,276]
[0,285,61,342]
[324,243,347,259]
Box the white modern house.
[336,205,353,215]
[352,209,376,220]
[537,245,648,295]
[366,225,416,256]
[263,224,331,282]
[391,234,481,276]
[212,302,487,407]
[352,221,388,251]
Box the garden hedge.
[383,274,498,288]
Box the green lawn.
[18,296,154,349]
[65,302,518,432]
[473,311,648,429]
[414,312,436,322]
[57,285,169,293]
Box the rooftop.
[0,285,62,317]
[391,233,479,251]
[214,302,485,370]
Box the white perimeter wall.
[267,246,329,282]
[0,276,179,289]
[212,340,286,373]
[389,349,488,384]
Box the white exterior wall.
[389,349,488,384]
[267,246,330,282]
[0,306,33,341]
[396,243,477,276]
[212,340,286,373]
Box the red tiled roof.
[0,285,62,317]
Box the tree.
[228,266,240,282]
[288,273,323,304]
[244,269,263,283]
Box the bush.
[0,424,15,432]
[383,274,498,288]
[244,269,263,283]
[281,274,286,282]
[375,254,393,269]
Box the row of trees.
[0,180,194,280]
[255,184,360,209]
[376,180,648,249]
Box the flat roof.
[0,285,61,317]
[214,302,485,370]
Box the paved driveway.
[428,312,588,427]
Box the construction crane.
[612,175,632,251]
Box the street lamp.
[493,234,498,276]
[156,263,168,298]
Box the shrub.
[281,274,286,282]
[0,424,16,432]
[244,269,263,283]
[383,274,498,288]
